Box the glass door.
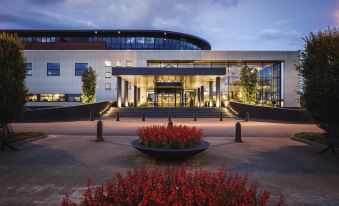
[156,93,182,107]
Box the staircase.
[103,107,235,119]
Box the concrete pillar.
[137,87,141,107]
[182,90,185,107]
[134,85,137,107]
[216,77,221,108]
[197,88,201,107]
[117,76,122,107]
[209,80,213,107]
[124,81,128,107]
[201,86,204,107]
[154,87,157,107]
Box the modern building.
[4,30,299,108]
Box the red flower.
[62,167,285,206]
[137,124,204,148]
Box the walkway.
[0,135,338,205]
[11,118,321,137]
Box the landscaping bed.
[62,167,285,205]
[294,132,326,145]
[6,132,46,144]
[132,122,209,160]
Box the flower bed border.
[131,139,209,160]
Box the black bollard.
[142,112,145,121]
[235,122,242,142]
[245,112,249,122]
[194,112,197,121]
[96,120,104,142]
[219,112,223,121]
[116,112,120,121]
[168,112,172,122]
[90,111,94,121]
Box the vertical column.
[280,61,284,107]
[197,88,201,107]
[154,87,157,107]
[124,81,128,107]
[209,80,213,107]
[117,76,122,107]
[134,85,137,107]
[200,86,204,107]
[216,77,221,108]
[137,87,141,107]
[182,90,185,107]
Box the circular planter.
[131,139,210,160]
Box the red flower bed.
[61,167,285,206]
[137,124,203,148]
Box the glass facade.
[257,63,281,106]
[18,31,209,50]
[147,60,282,107]
[27,94,81,102]
[75,63,89,76]
[47,63,60,76]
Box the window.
[105,72,111,78]
[105,83,111,90]
[26,94,38,102]
[40,94,66,102]
[47,63,60,76]
[27,63,32,76]
[67,94,81,102]
[105,60,111,67]
[126,60,132,67]
[75,63,89,76]
[116,60,122,67]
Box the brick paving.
[1,119,338,205]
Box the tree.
[0,32,28,149]
[81,66,97,103]
[239,65,257,104]
[297,27,339,137]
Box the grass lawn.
[294,132,326,145]
[6,132,45,144]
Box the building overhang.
[111,67,226,76]
[112,67,225,89]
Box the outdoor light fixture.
[105,60,111,67]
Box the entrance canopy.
[112,67,225,89]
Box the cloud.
[259,28,300,39]
[0,0,330,50]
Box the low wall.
[227,101,313,122]
[17,101,111,122]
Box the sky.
[0,0,338,50]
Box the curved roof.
[4,29,211,50]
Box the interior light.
[105,60,111,67]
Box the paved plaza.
[1,119,338,205]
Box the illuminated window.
[40,94,66,102]
[105,60,111,67]
[126,60,132,67]
[116,60,122,67]
[105,72,111,78]
[26,94,38,102]
[105,83,111,90]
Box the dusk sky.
[1,0,338,50]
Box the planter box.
[131,139,209,160]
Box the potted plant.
[131,121,209,160]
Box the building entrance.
[153,81,184,107]
[156,92,181,107]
